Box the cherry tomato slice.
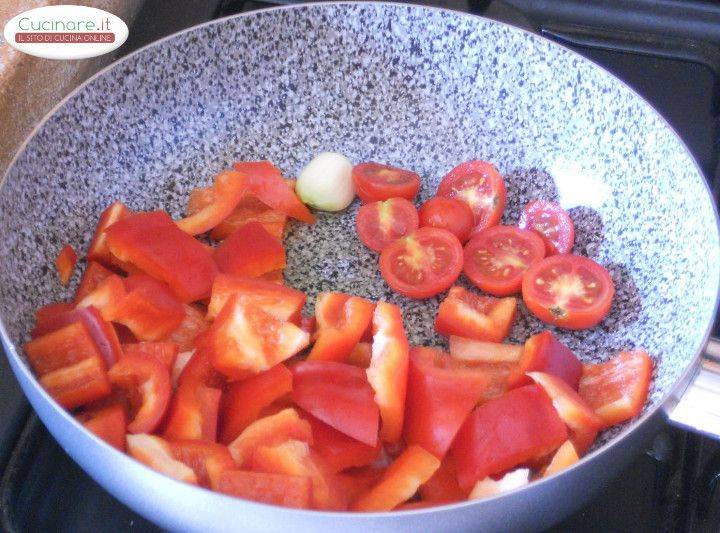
[437,160,506,234]
[352,162,421,203]
[418,197,474,243]
[379,227,463,299]
[518,200,575,255]
[522,254,615,329]
[463,225,546,296]
[356,198,419,252]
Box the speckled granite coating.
[0,3,718,453]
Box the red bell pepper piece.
[39,356,111,409]
[336,467,386,504]
[249,439,345,510]
[347,342,372,368]
[87,201,132,265]
[73,261,114,303]
[213,222,286,278]
[542,440,579,477]
[122,342,178,370]
[509,330,583,389]
[367,302,409,444]
[578,349,653,428]
[435,286,517,342]
[210,296,309,380]
[403,346,489,458]
[292,360,379,447]
[176,338,225,389]
[79,404,127,451]
[528,371,604,453]
[419,454,468,504]
[30,302,74,338]
[159,304,208,352]
[26,320,107,375]
[112,274,185,341]
[187,186,216,216]
[207,274,306,322]
[126,434,198,484]
[212,205,287,242]
[176,170,248,235]
[258,269,285,284]
[163,384,222,442]
[219,363,293,444]
[75,274,127,322]
[233,161,315,223]
[306,415,380,473]
[108,353,171,434]
[228,408,312,466]
[448,336,524,363]
[215,470,312,509]
[167,439,235,489]
[350,445,440,512]
[105,210,218,302]
[299,314,316,337]
[451,384,568,489]
[308,293,375,362]
[54,244,77,285]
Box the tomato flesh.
[379,227,463,299]
[518,200,575,255]
[352,162,421,203]
[356,198,419,252]
[522,254,615,329]
[463,225,546,296]
[418,197,475,243]
[437,160,506,234]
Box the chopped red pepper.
[108,353,171,434]
[308,292,375,362]
[105,210,218,302]
[509,330,583,389]
[176,170,247,235]
[31,302,74,338]
[451,384,568,489]
[219,363,293,444]
[233,161,315,223]
[207,274,305,322]
[26,320,107,375]
[79,404,127,451]
[163,383,222,442]
[122,342,178,370]
[75,274,126,322]
[292,360,379,447]
[167,439,235,489]
[159,304,208,352]
[54,244,77,285]
[213,222,286,278]
[39,356,111,409]
[306,415,380,473]
[403,346,489,458]
[73,261,114,303]
[419,454,468,504]
[87,201,132,265]
[435,286,517,342]
[126,434,198,484]
[216,470,312,509]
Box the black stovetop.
[2,1,720,531]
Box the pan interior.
[0,3,718,449]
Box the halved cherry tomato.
[292,360,379,447]
[518,200,575,256]
[219,363,293,444]
[73,261,114,303]
[213,222,286,278]
[79,403,127,451]
[216,470,312,509]
[308,293,374,362]
[39,356,111,409]
[403,347,488,458]
[578,349,653,428]
[176,170,247,235]
[249,439,345,511]
[108,353,171,434]
[54,244,77,285]
[356,198,419,252]
[122,342,178,370]
[509,330,582,389]
[350,445,440,511]
[227,408,312,466]
[126,434,198,484]
[367,302,409,444]
[418,197,475,243]
[437,160,506,234]
[463,225,545,296]
[522,254,615,329]
[451,384,568,489]
[352,162,421,203]
[528,371,603,453]
[209,296,309,380]
[105,210,218,302]
[160,304,208,352]
[435,285,517,342]
[207,274,306,322]
[87,201,132,265]
[233,160,315,224]
[306,415,380,473]
[167,439,235,489]
[419,454,467,504]
[379,227,463,299]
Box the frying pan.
[1,3,719,531]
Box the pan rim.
[1,0,718,520]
